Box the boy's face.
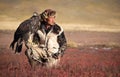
[46,16,56,25]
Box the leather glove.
[52,53,59,59]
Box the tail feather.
[15,43,23,53]
[10,40,16,50]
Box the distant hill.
[0,0,120,31]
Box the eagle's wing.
[10,13,41,53]
[10,19,31,53]
[15,20,31,35]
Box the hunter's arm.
[57,31,67,55]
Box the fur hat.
[41,9,56,21]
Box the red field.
[0,30,120,77]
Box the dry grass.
[67,39,78,48]
[0,21,120,32]
[0,21,20,30]
[60,23,120,32]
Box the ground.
[0,30,120,77]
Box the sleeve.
[57,31,67,56]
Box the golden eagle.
[10,12,41,53]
